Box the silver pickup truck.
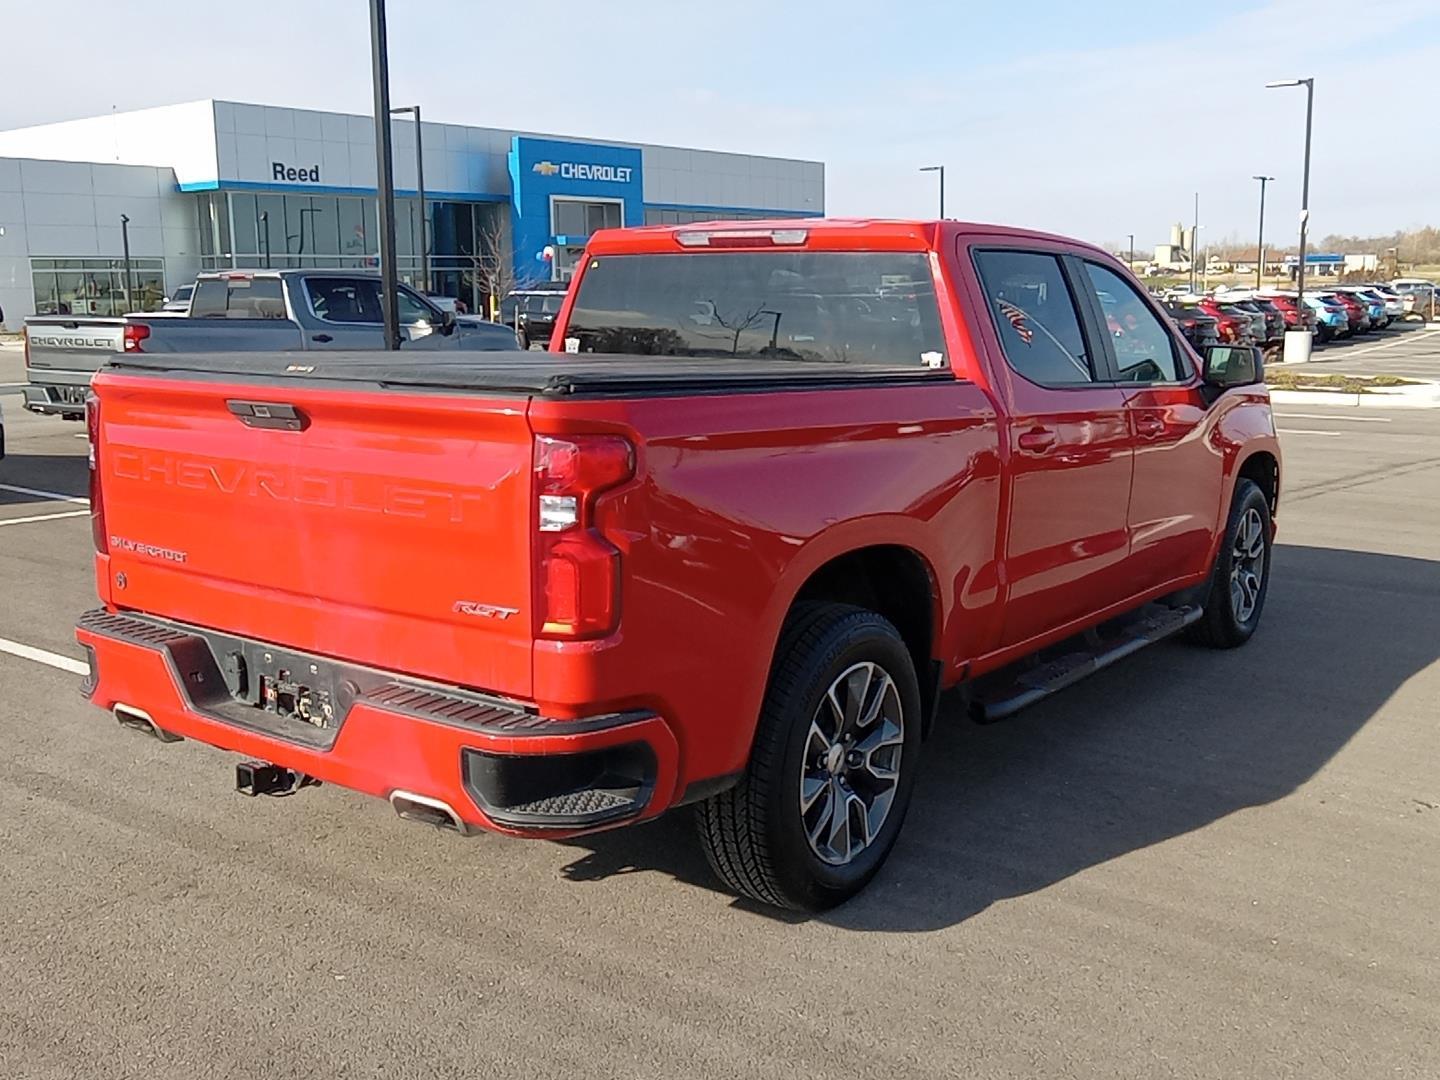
[23,269,520,419]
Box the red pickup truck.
[77,219,1280,911]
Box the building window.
[31,257,167,316]
[551,197,621,239]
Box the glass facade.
[186,192,803,311]
[194,191,508,315]
[31,257,167,316]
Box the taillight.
[86,394,107,554]
[533,434,635,639]
[123,323,150,352]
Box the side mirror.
[1202,344,1263,391]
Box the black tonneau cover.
[105,350,953,396]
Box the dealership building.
[0,100,824,329]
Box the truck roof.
[196,268,384,280]
[585,217,1114,258]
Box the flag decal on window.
[997,299,1034,345]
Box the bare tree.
[474,213,547,320]
[694,299,772,355]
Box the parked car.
[1162,300,1221,350]
[24,270,520,419]
[500,280,570,349]
[1362,284,1405,321]
[76,218,1281,911]
[1391,278,1436,318]
[1224,297,1286,350]
[1257,293,1318,338]
[1195,298,1259,345]
[161,283,195,314]
[1336,287,1388,329]
[1298,294,1351,341]
[1319,290,1371,333]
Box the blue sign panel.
[508,136,644,279]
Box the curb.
[1270,385,1440,409]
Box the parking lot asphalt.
[1279,319,1440,380]
[1,340,1438,1079]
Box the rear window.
[190,277,287,319]
[564,251,946,368]
[525,293,565,317]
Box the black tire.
[1187,479,1273,649]
[695,603,923,911]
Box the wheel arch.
[770,532,947,739]
[1236,448,1280,515]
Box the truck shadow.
[0,453,90,504]
[557,544,1440,931]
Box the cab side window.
[1083,262,1186,383]
[307,279,383,323]
[397,288,436,325]
[973,250,1095,386]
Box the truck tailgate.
[25,318,124,370]
[92,371,536,699]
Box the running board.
[971,603,1204,724]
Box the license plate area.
[215,642,384,742]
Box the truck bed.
[106,350,955,397]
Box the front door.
[1080,260,1223,591]
[969,247,1135,648]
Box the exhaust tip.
[389,790,470,835]
[114,704,182,743]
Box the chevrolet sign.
[532,160,633,183]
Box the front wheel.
[696,603,922,911]
[1188,479,1273,648]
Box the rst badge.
[452,601,519,620]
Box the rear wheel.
[696,603,922,911]
[1188,479,1272,649]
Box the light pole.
[259,210,271,267]
[369,0,401,350]
[1253,175,1274,289]
[390,104,428,294]
[919,165,945,219]
[119,213,134,312]
[1266,77,1314,360]
[1127,233,1135,271]
[1190,192,1200,294]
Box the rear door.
[967,246,1135,648]
[1079,259,1221,591]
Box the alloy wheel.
[799,661,905,866]
[1230,506,1266,623]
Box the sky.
[3,0,1438,251]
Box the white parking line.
[1278,428,1343,437]
[1331,330,1440,358]
[0,509,91,527]
[1275,412,1393,423]
[0,483,88,505]
[0,636,88,675]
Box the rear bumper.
[76,609,680,837]
[23,384,86,418]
